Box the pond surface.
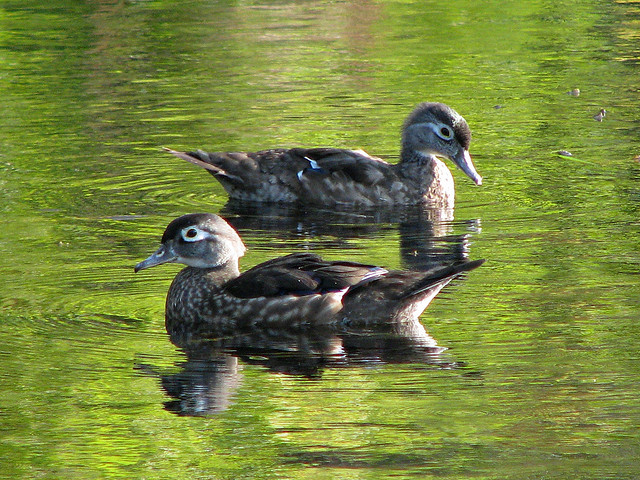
[1,0,639,478]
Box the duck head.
[135,213,246,272]
[402,102,482,186]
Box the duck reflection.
[142,317,455,417]
[220,200,480,271]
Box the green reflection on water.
[1,0,639,479]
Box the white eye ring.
[435,124,454,141]
[180,226,209,242]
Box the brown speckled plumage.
[164,103,482,210]
[135,213,484,341]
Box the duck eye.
[437,126,453,140]
[181,227,203,242]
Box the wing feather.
[224,253,385,299]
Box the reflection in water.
[140,320,451,417]
[158,355,241,416]
[221,200,481,271]
[136,212,477,416]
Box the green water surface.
[1,0,639,479]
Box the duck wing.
[290,148,393,186]
[224,252,386,298]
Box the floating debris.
[593,109,606,122]
[557,150,573,157]
[566,88,580,97]
[634,155,640,163]
[493,104,504,110]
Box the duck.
[134,213,484,339]
[163,102,482,209]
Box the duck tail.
[393,259,485,320]
[341,259,484,326]
[400,259,485,300]
[162,147,244,184]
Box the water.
[1,0,639,478]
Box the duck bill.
[452,149,482,186]
[134,244,177,272]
